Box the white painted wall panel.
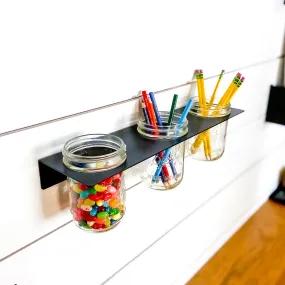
[0,59,282,260]
[0,1,284,283]
[0,0,284,133]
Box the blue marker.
[141,98,150,124]
[175,98,193,135]
[178,98,193,124]
[152,148,172,182]
[149,92,163,126]
[149,91,177,177]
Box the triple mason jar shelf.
[38,106,243,190]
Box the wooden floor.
[187,201,285,285]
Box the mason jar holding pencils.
[187,96,231,161]
[63,134,127,232]
[187,70,244,161]
[137,91,191,190]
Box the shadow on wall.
[41,181,69,217]
[35,134,80,218]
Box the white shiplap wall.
[0,0,285,284]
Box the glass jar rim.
[137,111,188,140]
[189,96,231,117]
[62,134,126,162]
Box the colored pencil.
[142,91,170,180]
[149,91,177,177]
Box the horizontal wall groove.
[0,55,283,139]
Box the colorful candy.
[69,173,125,232]
[109,197,120,208]
[94,184,107,192]
[80,190,90,199]
[83,199,95,206]
[78,183,90,190]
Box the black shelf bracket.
[39,107,244,189]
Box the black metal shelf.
[39,107,244,189]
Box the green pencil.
[167,94,178,125]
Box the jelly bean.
[78,220,87,227]
[77,198,84,204]
[83,199,95,206]
[111,213,122,220]
[95,217,107,224]
[73,184,82,194]
[90,208,98,216]
[103,192,112,201]
[97,211,108,219]
[98,206,105,212]
[99,177,113,186]
[112,178,121,189]
[87,221,95,227]
[104,218,110,227]
[94,184,107,192]
[109,197,120,208]
[83,225,92,229]
[89,192,104,201]
[89,188,97,194]
[103,201,109,207]
[82,212,97,221]
[78,183,90,190]
[92,223,104,230]
[96,200,103,206]
[110,219,116,225]
[109,208,119,216]
[80,204,92,212]
[107,186,117,194]
[80,190,90,199]
[105,206,111,213]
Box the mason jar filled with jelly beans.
[63,134,127,232]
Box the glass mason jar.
[137,111,187,190]
[187,97,231,161]
[63,134,127,232]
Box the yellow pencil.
[199,70,207,112]
[209,70,225,106]
[224,77,245,105]
[218,73,242,107]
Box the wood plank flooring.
[187,201,285,285]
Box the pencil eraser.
[222,70,225,73]
[241,77,245,81]
[200,69,203,73]
[237,72,242,77]
[194,69,199,73]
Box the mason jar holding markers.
[137,91,191,190]
[187,96,231,161]
[62,134,126,232]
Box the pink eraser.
[237,72,242,77]
[241,77,245,81]
[200,69,203,73]
[194,69,199,73]
[222,69,225,73]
